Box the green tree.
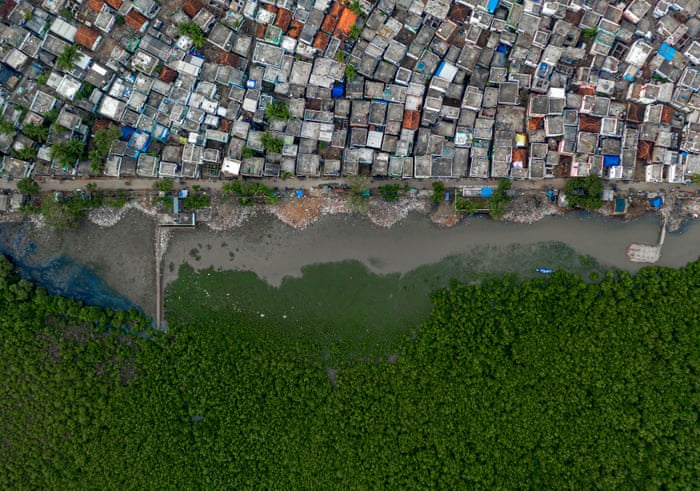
[261,131,283,154]
[487,178,512,220]
[50,139,84,167]
[44,109,59,124]
[40,196,83,229]
[345,64,357,81]
[241,147,255,159]
[431,181,445,203]
[153,178,175,193]
[178,22,206,48]
[264,101,291,121]
[582,26,598,39]
[348,0,365,16]
[455,196,479,215]
[16,177,40,195]
[56,45,82,71]
[565,175,603,210]
[23,123,49,143]
[0,119,15,134]
[349,24,362,40]
[12,146,37,161]
[379,184,400,202]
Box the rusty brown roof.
[159,66,178,83]
[88,0,104,13]
[105,0,122,9]
[313,31,330,50]
[125,9,148,30]
[275,8,292,31]
[637,140,653,161]
[578,114,601,133]
[182,0,204,17]
[403,110,421,130]
[75,26,100,50]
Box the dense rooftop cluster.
[0,0,699,183]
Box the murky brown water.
[164,212,698,288]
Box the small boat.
[536,268,554,274]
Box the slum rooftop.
[0,0,700,183]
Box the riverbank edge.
[0,186,694,233]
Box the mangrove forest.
[0,253,698,488]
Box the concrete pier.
[627,218,666,264]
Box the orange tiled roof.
[527,117,543,131]
[125,9,148,30]
[637,140,653,160]
[329,2,343,17]
[105,0,122,9]
[75,26,100,50]
[403,110,420,130]
[88,0,104,13]
[275,8,292,31]
[321,13,339,34]
[219,119,233,133]
[578,85,596,96]
[264,4,277,13]
[255,23,266,39]
[335,8,358,37]
[578,114,601,133]
[287,20,303,39]
[661,105,674,124]
[313,31,330,50]
[182,0,203,18]
[512,148,527,166]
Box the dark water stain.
[0,221,138,312]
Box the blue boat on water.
[536,268,554,274]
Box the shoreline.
[1,189,699,320]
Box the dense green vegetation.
[50,139,85,168]
[566,174,603,210]
[178,22,206,48]
[222,180,278,205]
[261,131,284,154]
[2,250,699,488]
[56,45,82,71]
[89,124,120,174]
[379,183,401,202]
[264,101,291,121]
[488,178,512,220]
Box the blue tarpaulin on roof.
[120,126,134,141]
[649,196,663,209]
[658,43,677,61]
[481,187,494,198]
[487,0,499,13]
[603,155,621,167]
[332,83,344,98]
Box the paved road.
[1,175,695,195]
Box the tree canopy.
[1,253,699,488]
[566,175,603,210]
[50,139,84,168]
[264,101,291,121]
[178,22,206,48]
[56,45,82,71]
